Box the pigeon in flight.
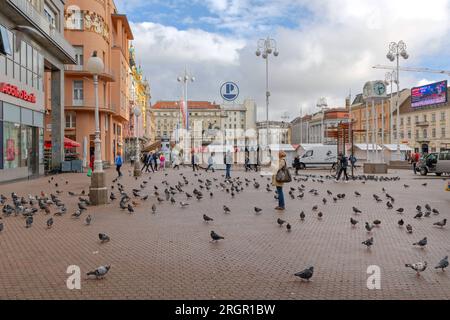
[294,266,314,281]
[87,265,111,279]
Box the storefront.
[0,100,44,182]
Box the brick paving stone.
[0,164,449,299]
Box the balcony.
[415,121,429,127]
[5,0,76,64]
[66,98,115,114]
[64,65,116,82]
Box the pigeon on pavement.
[294,266,314,281]
[99,233,110,243]
[210,230,224,242]
[87,265,111,279]
[413,237,427,248]
[435,256,449,272]
[405,261,427,276]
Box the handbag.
[275,161,292,183]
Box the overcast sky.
[115,0,450,121]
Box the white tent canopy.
[383,144,413,151]
[353,144,383,151]
[268,144,296,152]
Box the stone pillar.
[51,69,64,171]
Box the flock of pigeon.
[0,169,448,284]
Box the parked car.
[418,151,450,176]
[296,145,337,169]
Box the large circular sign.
[220,82,239,101]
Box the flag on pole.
[180,99,187,129]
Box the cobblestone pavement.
[0,164,449,300]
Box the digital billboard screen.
[411,80,447,108]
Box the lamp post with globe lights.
[133,106,142,177]
[387,41,409,160]
[256,37,278,149]
[87,51,108,205]
[177,69,195,163]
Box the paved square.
[0,165,449,300]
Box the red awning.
[44,137,81,149]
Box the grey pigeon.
[413,237,427,248]
[286,223,291,231]
[277,218,286,227]
[352,207,362,214]
[99,233,110,243]
[151,204,156,214]
[350,217,358,227]
[254,207,262,214]
[203,214,213,222]
[365,222,374,233]
[26,216,33,228]
[398,219,404,227]
[300,211,305,221]
[87,265,110,279]
[85,215,92,226]
[294,266,314,281]
[223,205,231,214]
[396,208,404,214]
[405,261,427,276]
[435,256,449,272]
[433,219,447,228]
[406,224,413,234]
[362,237,374,249]
[210,230,224,242]
[46,218,53,228]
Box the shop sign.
[0,82,36,103]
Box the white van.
[297,145,337,169]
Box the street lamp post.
[316,97,328,144]
[256,37,279,152]
[386,41,409,160]
[133,106,142,177]
[385,71,397,145]
[177,69,195,163]
[87,51,108,205]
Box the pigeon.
[299,211,305,221]
[78,202,88,211]
[398,219,404,227]
[151,204,156,214]
[99,233,110,243]
[362,237,374,249]
[433,219,447,228]
[223,205,231,214]
[110,193,116,201]
[46,218,53,229]
[413,237,427,248]
[277,218,286,227]
[210,230,224,242]
[416,205,422,212]
[425,204,432,212]
[203,214,214,222]
[85,215,92,226]
[317,212,323,220]
[396,208,404,214]
[432,208,440,215]
[87,265,111,279]
[254,207,262,214]
[180,202,190,208]
[386,201,393,209]
[0,222,4,233]
[294,266,314,281]
[354,191,361,197]
[127,204,134,214]
[365,222,374,233]
[352,207,362,214]
[435,256,449,272]
[422,183,428,187]
[71,210,82,219]
[414,212,423,219]
[26,216,33,228]
[373,220,381,227]
[406,224,413,234]
[312,205,318,211]
[286,223,291,231]
[350,217,358,227]
[405,261,427,276]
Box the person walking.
[206,153,215,172]
[225,150,233,180]
[293,155,301,175]
[335,153,349,183]
[272,151,289,211]
[141,152,149,172]
[152,151,159,171]
[411,151,420,174]
[349,154,357,175]
[160,153,166,171]
[115,152,123,177]
[191,152,197,172]
[145,151,155,173]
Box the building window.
[407,131,411,139]
[415,130,419,138]
[44,4,57,29]
[73,46,83,66]
[441,112,446,121]
[67,9,84,30]
[432,128,436,138]
[415,115,419,123]
[3,122,21,169]
[423,129,427,139]
[73,80,83,103]
[431,113,436,123]
[400,118,404,126]
[407,117,411,125]
[442,127,446,138]
[423,115,427,122]
[65,112,76,129]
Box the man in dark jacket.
[293,156,301,175]
[335,153,349,183]
[152,151,159,171]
